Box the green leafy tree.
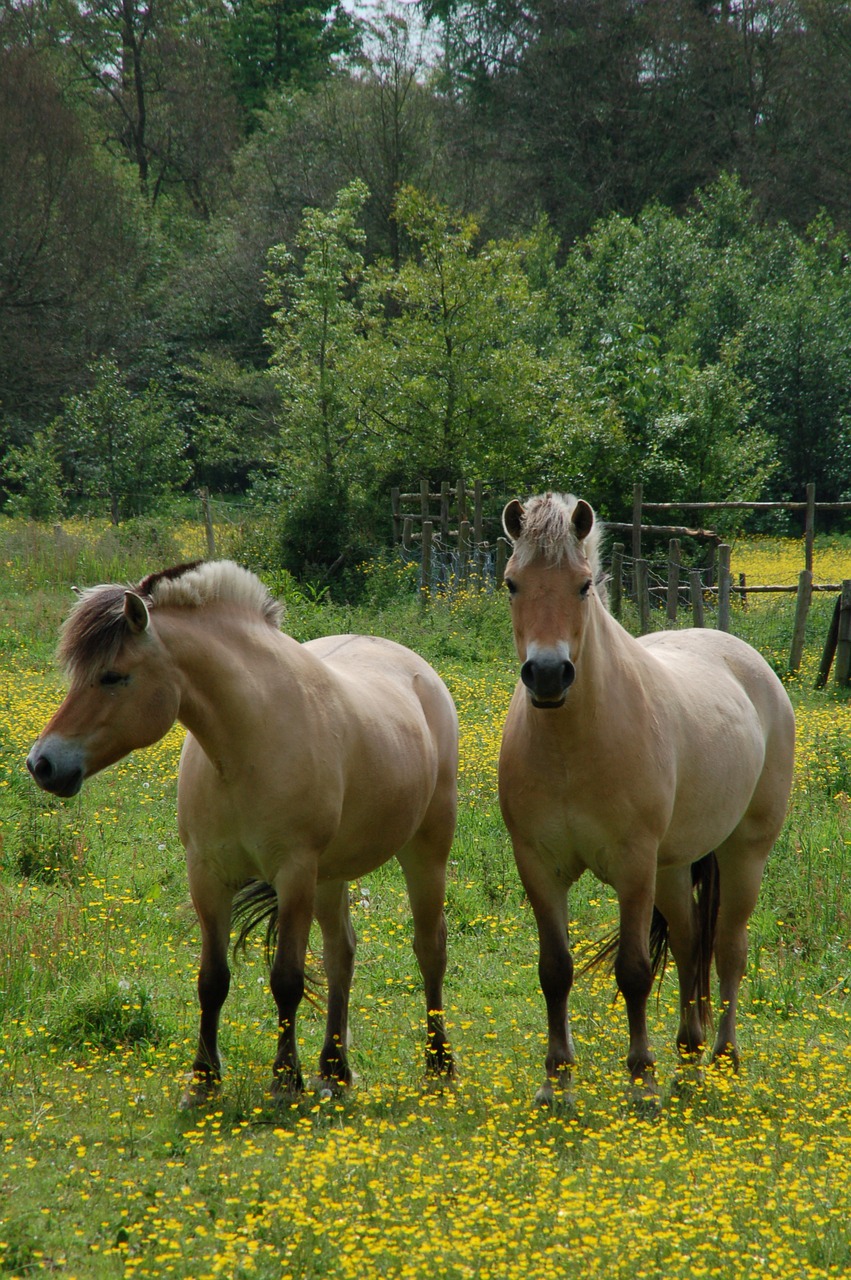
[223,0,361,117]
[356,187,560,487]
[55,358,190,522]
[263,180,373,582]
[265,177,371,485]
[1,428,65,521]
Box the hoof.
[270,1069,305,1104]
[179,1072,220,1111]
[626,1074,661,1117]
[671,1061,706,1098]
[422,1065,457,1096]
[311,1074,352,1100]
[711,1043,741,1073]
[535,1071,575,1113]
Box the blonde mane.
[59,560,283,680]
[509,492,603,576]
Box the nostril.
[520,659,537,691]
[29,753,54,784]
[563,661,576,689]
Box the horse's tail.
[231,879,325,1007]
[581,851,720,1029]
[580,907,671,984]
[692,851,720,1035]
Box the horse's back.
[305,633,458,757]
[639,627,795,855]
[639,627,794,740]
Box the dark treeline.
[3,0,851,585]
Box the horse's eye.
[504,577,517,596]
[99,671,129,688]
[580,579,592,599]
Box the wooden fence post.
[610,543,624,619]
[815,595,842,689]
[391,487,401,542]
[632,482,643,563]
[666,539,680,625]
[402,517,414,550]
[198,487,216,558]
[496,537,510,588]
[788,569,813,674]
[440,481,450,543]
[473,480,484,545]
[456,478,467,524]
[420,478,430,524]
[636,558,650,635]
[806,482,816,574]
[689,570,705,627]
[420,520,433,605]
[458,519,471,586]
[717,545,731,632]
[835,580,851,686]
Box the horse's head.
[27,587,181,797]
[502,492,601,709]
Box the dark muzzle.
[520,653,576,708]
[26,742,85,798]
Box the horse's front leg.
[614,874,658,1101]
[314,879,356,1090]
[270,866,316,1100]
[517,854,575,1106]
[183,866,233,1108]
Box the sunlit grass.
[2,533,851,1278]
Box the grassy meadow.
[2,516,851,1279]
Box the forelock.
[510,492,602,575]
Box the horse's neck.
[578,600,650,710]
[157,609,310,763]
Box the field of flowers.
[1,523,851,1279]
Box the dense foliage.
[4,0,851,580]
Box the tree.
[265,177,371,485]
[355,187,560,487]
[223,0,361,117]
[0,46,145,420]
[53,0,241,213]
[55,358,190,521]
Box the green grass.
[2,520,851,1278]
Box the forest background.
[4,0,851,591]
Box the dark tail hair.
[582,852,720,1034]
[231,879,325,1008]
[232,879,279,964]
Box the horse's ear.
[502,499,525,542]
[572,499,595,542]
[123,591,150,635]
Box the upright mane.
[58,560,284,681]
[509,492,603,577]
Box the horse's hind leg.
[654,863,708,1060]
[711,829,773,1068]
[183,864,233,1108]
[397,831,454,1079]
[314,879,356,1088]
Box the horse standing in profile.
[497,493,795,1105]
[27,560,459,1105]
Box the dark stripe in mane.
[58,560,283,682]
[136,561,203,599]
